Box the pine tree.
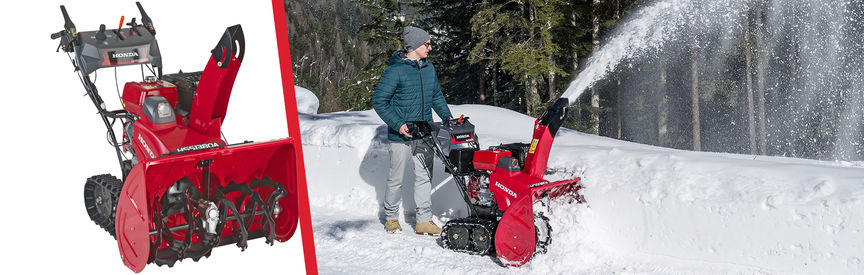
[343,0,407,110]
[415,0,486,104]
[286,0,373,112]
[470,0,568,116]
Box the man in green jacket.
[372,26,453,235]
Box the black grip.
[136,1,155,35]
[51,31,64,40]
[60,5,75,31]
[407,121,433,137]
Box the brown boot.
[385,220,402,233]
[414,220,442,236]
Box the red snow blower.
[407,98,583,267]
[52,3,298,272]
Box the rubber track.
[441,217,498,255]
[84,174,122,238]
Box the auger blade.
[114,138,298,272]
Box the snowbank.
[300,99,864,274]
[295,86,319,114]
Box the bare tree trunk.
[756,1,768,155]
[478,66,487,103]
[571,5,581,127]
[615,0,623,139]
[590,0,602,135]
[658,63,668,147]
[492,63,499,106]
[524,0,540,115]
[547,16,556,100]
[691,39,702,151]
[745,21,757,155]
[571,10,580,74]
[526,76,541,115]
[549,58,557,100]
[616,76,622,139]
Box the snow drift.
[295,85,319,114]
[297,89,864,274]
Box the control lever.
[114,16,126,40]
[136,2,156,35]
[126,18,141,36]
[96,24,107,40]
[444,115,469,127]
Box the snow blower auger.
[407,98,584,267]
[52,3,298,273]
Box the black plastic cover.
[161,71,203,116]
[448,148,477,175]
[73,27,161,75]
[496,156,521,173]
[490,143,530,169]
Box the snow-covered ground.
[296,87,864,274]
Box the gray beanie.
[403,26,431,53]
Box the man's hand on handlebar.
[399,124,413,138]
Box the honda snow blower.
[52,3,298,272]
[408,98,583,267]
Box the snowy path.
[297,89,864,274]
[311,204,782,275]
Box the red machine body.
[486,119,581,266]
[112,25,298,272]
[121,81,178,118]
[121,80,227,162]
[472,150,511,171]
[436,98,581,267]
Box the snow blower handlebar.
[51,3,161,179]
[407,118,480,217]
[51,5,77,52]
[407,117,472,137]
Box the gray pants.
[383,139,434,223]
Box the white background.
[0,0,307,273]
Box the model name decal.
[138,134,156,159]
[107,48,142,64]
[111,52,139,58]
[495,182,518,198]
[175,142,221,153]
[454,134,471,140]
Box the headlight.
[157,102,173,118]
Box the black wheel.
[470,225,492,253]
[444,224,470,250]
[442,218,497,255]
[84,174,122,238]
